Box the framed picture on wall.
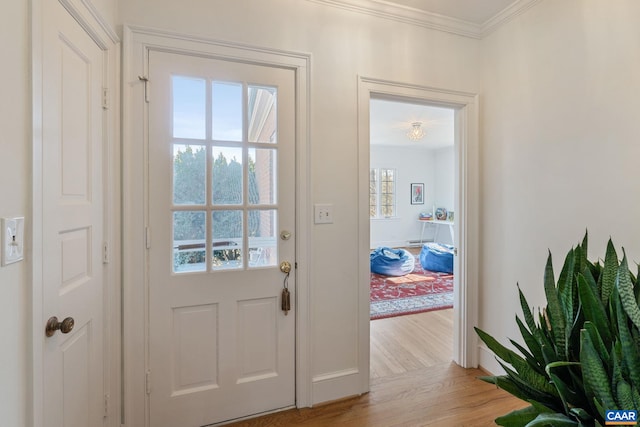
[411,183,424,204]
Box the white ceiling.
[379,0,519,25]
[370,98,454,150]
[366,0,523,150]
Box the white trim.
[478,344,505,376]
[311,369,362,404]
[307,0,542,39]
[357,77,480,378]
[122,26,312,427]
[31,1,120,426]
[31,1,44,425]
[481,0,543,37]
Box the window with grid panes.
[369,168,396,218]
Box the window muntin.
[369,168,396,218]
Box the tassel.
[281,287,291,315]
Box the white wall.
[479,0,640,372]
[0,3,29,425]
[433,146,454,214]
[119,0,481,404]
[370,145,455,248]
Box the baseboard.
[478,344,505,376]
[370,240,407,249]
[311,368,363,405]
[406,239,433,247]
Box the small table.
[418,219,455,245]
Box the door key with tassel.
[280,261,292,315]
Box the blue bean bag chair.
[370,247,415,276]
[420,243,454,274]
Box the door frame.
[122,26,311,426]
[357,77,480,380]
[31,0,121,426]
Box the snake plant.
[476,233,640,427]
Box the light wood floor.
[226,309,527,426]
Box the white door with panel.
[147,51,296,426]
[41,1,106,426]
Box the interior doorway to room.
[368,97,457,380]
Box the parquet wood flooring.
[225,309,526,426]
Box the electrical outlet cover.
[2,217,24,266]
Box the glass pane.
[248,209,277,268]
[212,82,242,141]
[212,210,243,270]
[173,144,206,205]
[212,147,243,205]
[248,148,276,205]
[248,85,277,143]
[173,211,206,273]
[172,76,206,139]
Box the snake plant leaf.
[516,316,545,370]
[546,361,588,411]
[558,248,577,322]
[498,360,560,405]
[569,407,594,423]
[617,251,640,331]
[479,375,531,402]
[524,412,579,427]
[582,322,610,365]
[495,405,541,427]
[613,290,640,387]
[507,352,559,397]
[615,379,635,409]
[510,338,546,376]
[519,284,538,334]
[631,386,640,410]
[581,230,589,263]
[600,239,619,306]
[580,329,618,411]
[547,369,579,412]
[610,340,623,387]
[541,343,559,366]
[635,263,640,304]
[475,327,523,364]
[578,275,612,346]
[593,396,606,422]
[544,252,568,357]
[581,265,599,296]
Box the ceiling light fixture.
[406,122,425,141]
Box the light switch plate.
[2,217,24,266]
[314,204,334,224]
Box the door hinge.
[104,393,110,418]
[145,370,151,395]
[103,241,109,264]
[138,75,149,103]
[102,87,109,110]
[145,227,151,249]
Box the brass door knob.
[45,316,75,337]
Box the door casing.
[357,76,480,379]
[122,26,311,426]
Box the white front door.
[41,1,106,425]
[147,50,296,426]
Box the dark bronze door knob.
[45,316,75,337]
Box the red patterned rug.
[370,252,453,320]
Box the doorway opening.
[369,97,456,379]
[357,76,480,393]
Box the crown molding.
[306,0,542,40]
[306,0,481,39]
[481,0,543,37]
